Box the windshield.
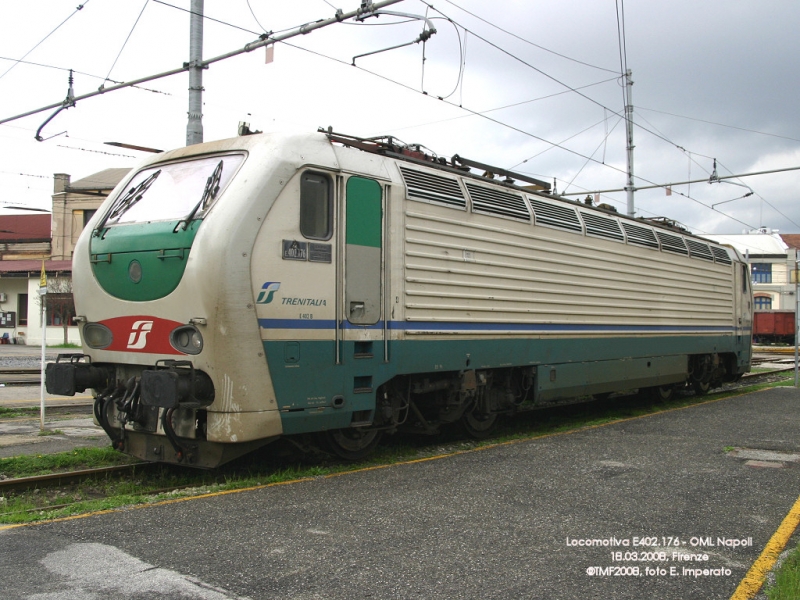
[99,154,244,227]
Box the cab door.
[344,176,383,326]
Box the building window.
[754,295,772,310]
[45,293,75,327]
[299,172,332,240]
[751,263,772,284]
[17,294,28,326]
[83,209,97,228]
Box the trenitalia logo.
[97,316,184,354]
[257,282,281,304]
[127,320,153,349]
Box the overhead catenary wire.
[0,0,407,127]
[562,117,626,194]
[102,0,151,86]
[638,106,800,144]
[0,1,91,82]
[439,0,619,75]
[0,56,172,96]
[414,0,723,188]
[380,76,619,136]
[436,0,794,229]
[0,2,788,233]
[281,38,764,232]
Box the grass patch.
[37,429,63,437]
[46,343,81,349]
[766,542,800,599]
[0,406,38,419]
[0,446,138,479]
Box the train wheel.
[323,428,382,461]
[692,380,711,396]
[460,404,498,439]
[648,385,675,402]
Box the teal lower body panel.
[536,355,687,401]
[264,334,749,435]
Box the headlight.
[83,323,113,349]
[170,325,203,354]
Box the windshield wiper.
[176,160,223,231]
[95,169,162,233]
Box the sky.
[1,0,799,238]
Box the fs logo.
[257,282,281,304]
[127,320,153,350]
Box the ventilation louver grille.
[621,222,659,249]
[465,182,529,221]
[656,231,688,255]
[529,198,583,232]
[580,212,624,241]
[711,246,732,265]
[686,239,714,261]
[399,166,466,209]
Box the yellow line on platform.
[730,494,800,599]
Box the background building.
[0,168,129,345]
[705,229,799,313]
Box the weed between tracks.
[0,407,37,420]
[0,374,793,525]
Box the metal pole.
[795,257,799,387]
[624,69,635,216]
[40,296,46,430]
[186,0,204,146]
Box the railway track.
[0,463,154,495]
[0,462,220,519]
[0,367,41,385]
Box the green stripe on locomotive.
[266,333,748,435]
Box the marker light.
[170,325,203,355]
[83,323,113,349]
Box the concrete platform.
[0,347,103,457]
[0,412,108,458]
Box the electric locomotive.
[46,129,753,467]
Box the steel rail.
[0,462,157,494]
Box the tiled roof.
[68,168,131,191]
[0,214,50,242]
[780,234,800,249]
[0,259,71,274]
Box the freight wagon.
[753,310,795,344]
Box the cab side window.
[300,172,332,240]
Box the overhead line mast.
[187,0,204,146]
[623,68,635,216]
